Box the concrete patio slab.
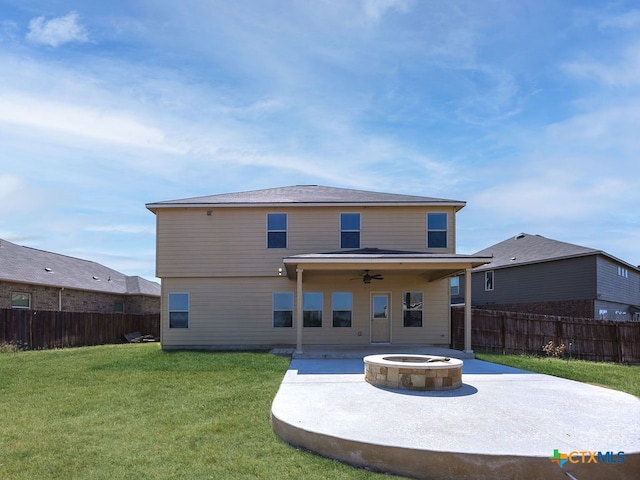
[271,356,640,479]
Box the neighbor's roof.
[146,185,466,210]
[472,233,638,272]
[0,239,160,296]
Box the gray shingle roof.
[472,233,602,271]
[0,239,160,296]
[147,185,465,208]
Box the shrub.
[542,340,566,358]
[0,341,26,353]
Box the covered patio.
[283,248,492,354]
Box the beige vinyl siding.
[361,207,456,252]
[160,274,449,348]
[161,277,296,347]
[156,206,458,278]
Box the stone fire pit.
[364,354,463,391]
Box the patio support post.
[296,268,303,354]
[464,267,473,353]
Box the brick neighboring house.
[452,233,640,321]
[147,185,491,352]
[0,239,160,314]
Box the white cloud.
[545,102,640,156]
[0,93,179,153]
[472,172,626,222]
[362,0,413,23]
[84,224,156,235]
[563,42,640,87]
[0,174,24,213]
[598,9,640,30]
[26,11,88,47]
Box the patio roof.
[283,248,492,282]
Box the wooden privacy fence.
[452,307,640,364]
[0,308,160,350]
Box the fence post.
[614,323,622,363]
[501,313,506,354]
[29,311,34,350]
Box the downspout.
[59,288,64,311]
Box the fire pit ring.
[364,354,463,391]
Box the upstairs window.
[11,292,30,309]
[168,293,189,328]
[403,292,423,327]
[332,292,352,327]
[427,213,447,248]
[303,292,323,327]
[267,213,287,248]
[340,213,360,248]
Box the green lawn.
[475,352,640,397]
[0,344,387,479]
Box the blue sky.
[1,1,639,280]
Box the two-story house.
[452,233,640,321]
[146,185,491,352]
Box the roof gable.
[0,239,160,296]
[472,233,623,271]
[147,185,465,209]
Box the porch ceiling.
[282,249,492,282]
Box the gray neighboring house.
[452,233,640,321]
[0,238,160,314]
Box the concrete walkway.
[271,351,640,479]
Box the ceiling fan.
[351,270,384,284]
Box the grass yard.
[0,344,387,479]
[475,352,640,397]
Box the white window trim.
[485,271,494,291]
[402,291,424,327]
[303,292,323,328]
[426,213,448,249]
[266,213,288,249]
[168,292,190,329]
[340,212,361,249]
[273,292,294,328]
[450,277,460,296]
[331,292,353,328]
